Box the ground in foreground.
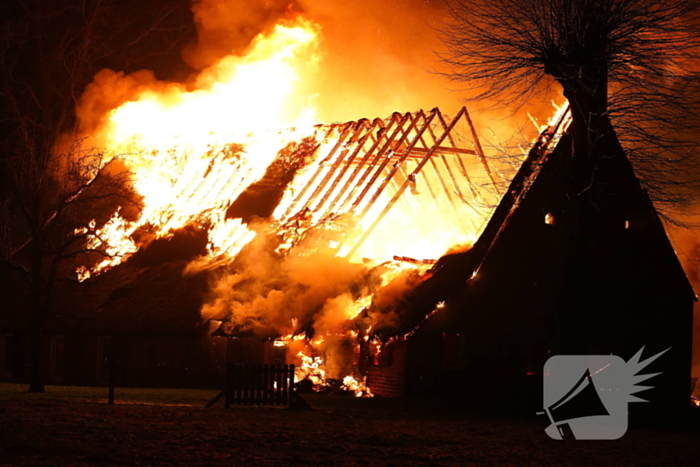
[0,384,698,466]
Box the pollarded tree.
[439,0,700,215]
[440,0,700,357]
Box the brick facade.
[367,340,407,398]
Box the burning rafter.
[65,12,566,398]
[79,104,501,280]
[274,107,500,260]
[74,14,507,279]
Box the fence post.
[108,355,115,405]
[224,363,232,408]
[288,364,295,407]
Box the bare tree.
[0,0,188,392]
[0,139,139,392]
[439,0,700,216]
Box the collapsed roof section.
[267,107,502,260]
[75,106,504,278]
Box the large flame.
[103,19,320,150]
[79,17,321,278]
[79,13,495,275]
[75,12,512,394]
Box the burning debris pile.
[72,13,507,395]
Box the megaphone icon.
[543,368,609,439]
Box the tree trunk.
[556,64,615,354]
[562,64,610,165]
[28,316,45,393]
[28,240,45,393]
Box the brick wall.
[367,340,407,398]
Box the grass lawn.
[1,383,699,466]
[0,383,221,407]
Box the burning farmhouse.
[0,14,693,415]
[1,102,499,393]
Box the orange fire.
[78,17,322,279]
[78,13,498,275]
[74,11,519,394]
[294,351,372,397]
[295,351,328,389]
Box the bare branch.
[438,0,700,216]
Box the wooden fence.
[225,363,296,408]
